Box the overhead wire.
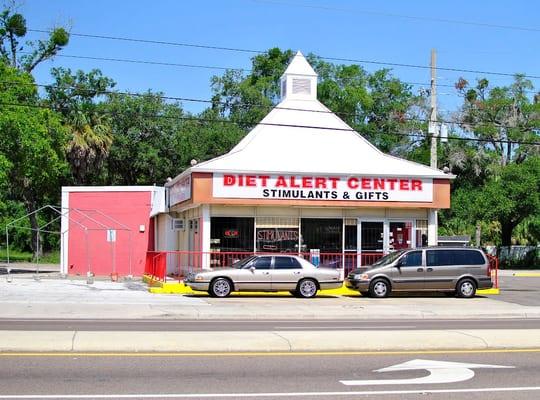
[1,79,539,135]
[27,28,540,80]
[15,51,540,95]
[1,99,539,146]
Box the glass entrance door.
[389,221,413,252]
[359,221,384,266]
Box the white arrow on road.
[340,359,514,386]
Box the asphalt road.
[497,275,540,306]
[0,350,539,399]
[2,317,540,331]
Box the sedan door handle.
[417,268,424,272]
[293,271,301,275]
[427,268,434,272]
[263,272,270,275]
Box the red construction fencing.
[143,250,385,281]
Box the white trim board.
[62,186,160,193]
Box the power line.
[1,99,539,146]
[28,28,540,80]
[2,79,539,133]
[44,53,249,72]
[18,51,538,94]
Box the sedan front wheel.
[209,278,232,298]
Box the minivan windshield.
[371,250,405,267]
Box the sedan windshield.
[371,250,405,267]
[232,256,257,269]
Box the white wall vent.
[171,218,185,231]
[292,78,311,95]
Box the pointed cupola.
[280,51,318,101]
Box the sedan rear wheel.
[296,278,318,298]
[210,278,232,298]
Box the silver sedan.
[184,255,343,298]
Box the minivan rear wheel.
[369,278,391,298]
[456,278,476,298]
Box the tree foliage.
[0,5,69,72]
[46,67,116,184]
[0,61,68,255]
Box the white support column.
[60,189,69,275]
[428,209,438,246]
[201,205,211,269]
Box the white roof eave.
[191,166,455,180]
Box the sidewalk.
[2,275,540,353]
[1,275,540,320]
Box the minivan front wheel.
[456,278,476,298]
[369,278,391,298]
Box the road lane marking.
[274,325,416,329]
[1,386,540,398]
[1,348,540,357]
[341,359,514,386]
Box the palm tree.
[65,110,112,184]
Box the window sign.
[256,228,299,252]
[169,174,192,205]
[213,173,433,202]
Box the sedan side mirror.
[249,266,256,273]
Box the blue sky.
[19,0,540,115]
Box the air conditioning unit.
[171,218,185,231]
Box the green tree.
[440,76,540,245]
[475,157,540,246]
[103,93,245,185]
[45,67,116,184]
[445,156,540,246]
[0,5,69,72]
[0,62,67,256]
[455,75,540,167]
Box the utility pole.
[428,49,438,247]
[430,48,438,169]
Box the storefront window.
[255,217,300,253]
[360,221,384,252]
[210,217,254,252]
[301,218,342,253]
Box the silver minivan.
[345,247,493,298]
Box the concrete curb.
[513,272,540,277]
[144,275,500,296]
[1,329,539,353]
